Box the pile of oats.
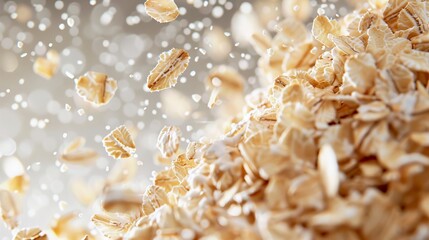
[5,0,429,239]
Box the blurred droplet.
[0,51,18,72]
[2,156,25,178]
[27,89,53,115]
[120,34,144,59]
[0,137,16,157]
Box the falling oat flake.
[102,125,136,159]
[76,71,118,107]
[144,0,180,23]
[146,48,190,92]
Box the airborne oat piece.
[1,174,29,194]
[33,49,60,79]
[76,71,118,106]
[92,212,135,239]
[318,144,339,198]
[157,126,182,158]
[103,125,136,159]
[59,137,98,165]
[146,48,190,92]
[13,228,48,240]
[145,0,179,23]
[0,190,19,230]
[51,212,93,239]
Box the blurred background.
[0,0,353,238]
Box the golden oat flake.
[103,125,136,159]
[76,71,118,106]
[146,48,190,92]
[145,0,179,23]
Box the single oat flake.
[92,212,134,239]
[157,126,182,158]
[0,189,19,230]
[145,0,179,23]
[13,227,48,240]
[1,174,30,194]
[59,137,99,165]
[103,125,136,159]
[33,49,60,79]
[146,48,190,92]
[318,144,339,198]
[76,71,118,106]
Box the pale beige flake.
[145,0,179,23]
[377,140,429,169]
[397,0,428,38]
[378,62,415,97]
[172,154,196,182]
[33,49,60,79]
[331,35,365,55]
[341,53,377,94]
[1,174,30,194]
[103,125,136,159]
[354,101,390,122]
[51,213,92,239]
[142,185,169,215]
[312,15,341,48]
[153,169,180,192]
[411,33,429,51]
[309,198,363,229]
[101,188,142,215]
[76,71,118,106]
[207,65,245,93]
[14,227,48,240]
[157,126,182,158]
[288,174,325,210]
[92,212,134,239]
[358,11,379,34]
[383,0,408,30]
[146,48,190,92]
[123,224,155,240]
[411,132,429,146]
[0,189,19,229]
[250,32,272,56]
[319,121,354,161]
[282,42,317,71]
[318,144,339,198]
[360,161,383,178]
[59,137,98,165]
[400,50,429,72]
[208,87,220,108]
[420,194,429,218]
[361,191,401,240]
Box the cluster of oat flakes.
[3,0,429,239]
